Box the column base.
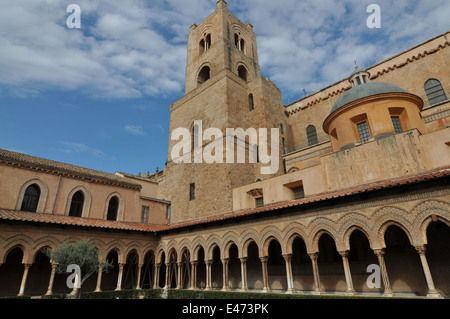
[286,288,295,294]
[313,289,323,295]
[345,290,356,296]
[426,291,443,299]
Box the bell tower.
[184,0,260,95]
[160,0,288,224]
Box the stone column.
[282,254,295,293]
[239,257,248,291]
[136,263,143,290]
[221,258,229,291]
[205,260,212,290]
[190,261,198,290]
[154,263,161,289]
[115,263,124,291]
[339,250,355,295]
[164,262,170,289]
[189,260,198,290]
[260,257,270,293]
[45,262,58,295]
[95,265,103,292]
[18,264,31,296]
[415,246,442,298]
[308,253,322,295]
[373,249,393,297]
[177,262,182,289]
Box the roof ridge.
[0,148,141,189]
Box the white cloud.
[56,142,104,156]
[124,125,145,136]
[0,0,448,101]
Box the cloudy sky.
[1,0,449,175]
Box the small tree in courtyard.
[45,239,113,299]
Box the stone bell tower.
[159,0,288,224]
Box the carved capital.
[259,256,269,263]
[308,252,319,261]
[373,249,385,257]
[415,245,427,256]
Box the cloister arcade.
[1,201,449,298]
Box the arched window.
[205,34,211,50]
[197,66,210,85]
[425,79,447,105]
[107,196,119,221]
[199,33,212,55]
[238,65,248,81]
[248,93,254,110]
[234,33,245,52]
[199,39,205,54]
[306,125,319,146]
[20,184,40,212]
[69,191,84,217]
[191,122,200,151]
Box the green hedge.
[165,289,378,299]
[0,295,32,299]
[16,289,396,300]
[81,289,163,299]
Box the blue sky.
[1,0,449,176]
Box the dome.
[351,67,367,76]
[331,82,406,113]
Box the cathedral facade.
[1,1,449,298]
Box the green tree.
[45,239,113,299]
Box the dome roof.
[331,82,406,113]
[350,67,367,76]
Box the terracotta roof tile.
[0,149,141,190]
[1,165,448,233]
[0,209,168,232]
[163,165,450,231]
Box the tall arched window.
[20,184,40,212]
[197,66,210,85]
[425,79,447,105]
[248,93,254,110]
[191,122,200,151]
[107,196,119,221]
[306,125,319,146]
[69,191,84,217]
